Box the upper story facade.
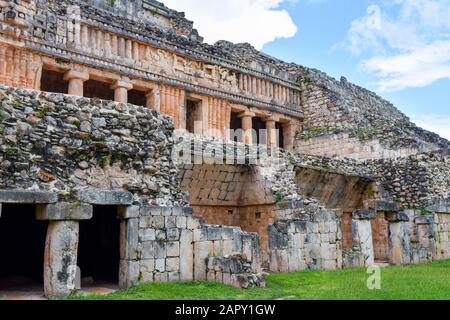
[0,0,303,150]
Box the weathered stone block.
[353,209,376,220]
[352,219,374,266]
[165,216,177,228]
[36,202,93,220]
[176,216,187,228]
[118,205,140,219]
[154,272,169,282]
[194,241,213,280]
[154,241,167,259]
[119,260,140,289]
[155,259,166,272]
[180,229,194,281]
[166,257,180,272]
[0,190,58,204]
[386,211,409,222]
[187,216,202,229]
[389,221,411,265]
[193,228,208,241]
[140,259,155,282]
[207,226,223,241]
[139,228,156,241]
[168,271,181,282]
[167,228,180,241]
[156,229,166,241]
[44,221,79,297]
[141,241,155,259]
[80,189,133,205]
[120,218,139,260]
[167,241,180,257]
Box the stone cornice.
[18,38,303,118]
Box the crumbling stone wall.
[0,86,264,296]
[292,69,449,160]
[0,85,184,206]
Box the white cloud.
[162,0,298,50]
[339,0,450,92]
[411,114,450,140]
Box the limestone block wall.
[0,86,184,206]
[268,210,342,272]
[124,206,262,287]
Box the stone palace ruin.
[0,0,449,298]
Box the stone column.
[64,70,89,96]
[352,210,376,267]
[146,84,161,111]
[238,111,255,145]
[264,117,277,147]
[44,220,79,297]
[387,212,411,265]
[119,215,140,289]
[112,79,133,104]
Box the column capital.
[238,110,256,118]
[64,70,89,81]
[263,115,279,123]
[111,79,133,90]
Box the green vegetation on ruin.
[69,259,450,300]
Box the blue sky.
[164,0,450,139]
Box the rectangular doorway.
[77,205,120,288]
[186,99,202,134]
[40,69,68,94]
[84,79,115,101]
[0,204,47,294]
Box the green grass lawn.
[70,259,450,300]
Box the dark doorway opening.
[128,89,146,107]
[276,122,285,149]
[230,112,242,142]
[0,204,47,291]
[252,117,267,145]
[40,69,68,94]
[186,99,202,134]
[77,205,120,286]
[84,79,115,101]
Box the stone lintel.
[414,215,435,225]
[80,189,133,205]
[426,199,450,214]
[352,209,376,220]
[111,79,133,90]
[0,190,58,204]
[365,200,399,212]
[36,202,93,221]
[386,211,409,223]
[237,110,256,118]
[118,205,140,219]
[263,114,281,123]
[64,70,89,81]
